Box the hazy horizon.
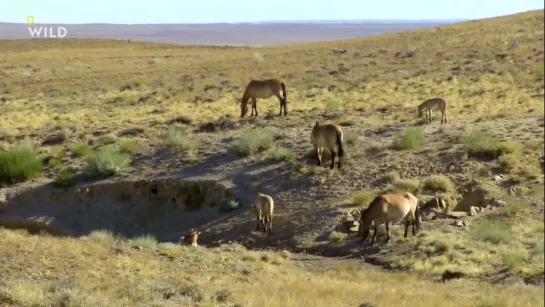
[2,0,543,24]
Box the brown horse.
[252,193,275,235]
[181,229,201,246]
[310,121,345,169]
[417,97,448,124]
[238,79,287,118]
[357,192,422,246]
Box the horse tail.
[336,127,344,158]
[280,82,287,104]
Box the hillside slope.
[0,9,544,303]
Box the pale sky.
[2,0,543,24]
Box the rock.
[449,211,468,218]
[468,206,478,216]
[454,188,489,212]
[442,270,465,281]
[493,174,504,181]
[119,127,145,137]
[421,212,436,221]
[454,220,467,228]
[41,132,66,146]
[489,198,506,207]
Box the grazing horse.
[181,229,201,246]
[357,192,422,246]
[417,97,448,124]
[310,121,345,169]
[238,79,287,118]
[252,193,275,235]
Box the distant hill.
[0,21,453,46]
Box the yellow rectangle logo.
[27,16,35,26]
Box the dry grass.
[0,228,543,307]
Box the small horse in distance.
[357,192,422,246]
[181,229,202,247]
[417,97,448,124]
[310,121,345,169]
[252,193,275,235]
[238,79,287,118]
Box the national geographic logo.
[26,16,68,38]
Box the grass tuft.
[231,128,275,157]
[463,131,521,159]
[266,147,296,163]
[392,127,424,150]
[85,147,130,178]
[471,219,515,244]
[422,175,454,193]
[0,142,43,184]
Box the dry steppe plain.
[0,10,544,307]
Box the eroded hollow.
[0,178,234,241]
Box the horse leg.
[316,147,322,166]
[412,220,416,236]
[330,151,336,169]
[404,219,410,238]
[370,224,379,246]
[268,216,273,235]
[385,222,391,243]
[252,98,258,117]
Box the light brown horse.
[181,229,201,246]
[252,193,275,234]
[417,97,448,124]
[238,79,287,118]
[357,192,422,246]
[310,121,345,169]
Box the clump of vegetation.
[463,131,521,159]
[353,190,380,206]
[164,124,196,151]
[128,234,157,248]
[471,219,515,244]
[72,143,91,157]
[345,135,359,146]
[329,231,348,242]
[501,252,525,270]
[88,229,115,243]
[266,147,296,163]
[219,199,241,213]
[382,171,399,184]
[231,128,275,157]
[0,142,43,184]
[324,100,339,113]
[85,147,130,178]
[497,154,520,172]
[423,175,454,193]
[54,167,76,188]
[393,178,421,194]
[98,135,117,146]
[392,127,424,150]
[118,138,138,154]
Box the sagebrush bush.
[463,131,521,159]
[85,147,130,178]
[231,128,275,157]
[118,138,138,154]
[353,190,380,206]
[471,219,515,244]
[72,144,91,157]
[266,147,296,163]
[219,199,241,213]
[0,144,43,184]
[422,175,454,193]
[393,178,421,194]
[129,234,157,248]
[392,127,424,150]
[54,168,76,188]
[165,125,196,150]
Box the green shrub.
[54,168,76,188]
[266,147,296,163]
[85,147,130,178]
[72,144,91,157]
[219,199,241,213]
[165,125,196,150]
[463,131,520,159]
[231,128,275,157]
[393,178,421,194]
[129,234,157,248]
[422,175,454,193]
[345,135,359,146]
[118,138,138,154]
[471,219,515,244]
[0,144,43,184]
[98,135,117,146]
[392,127,424,150]
[353,190,381,206]
[501,253,525,269]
